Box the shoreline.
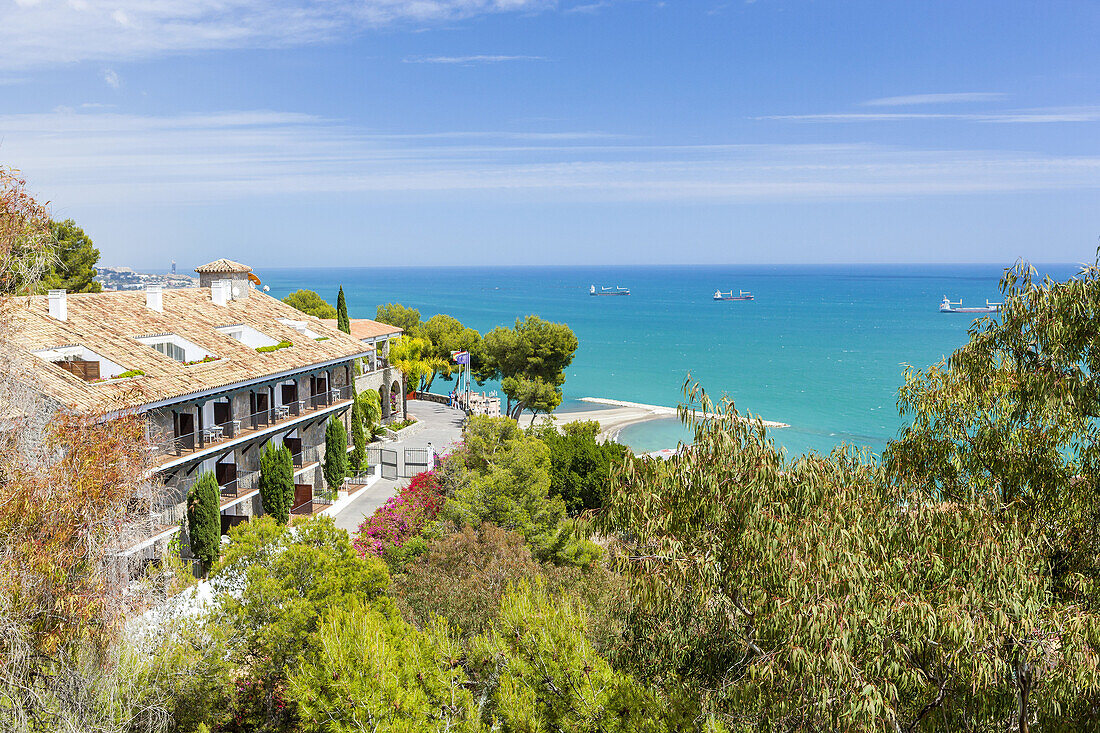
[550,396,789,445]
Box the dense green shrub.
[394,522,627,655]
[533,419,630,513]
[323,417,348,489]
[468,580,698,733]
[186,471,220,573]
[130,618,236,733]
[394,523,541,635]
[255,340,292,353]
[287,600,478,733]
[441,416,565,553]
[211,516,390,729]
[358,388,382,426]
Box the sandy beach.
[549,397,788,443]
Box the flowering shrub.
[224,676,294,733]
[353,470,444,561]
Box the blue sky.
[1,0,1099,268]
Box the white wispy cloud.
[0,0,555,70]
[3,109,1100,206]
[756,106,1100,124]
[403,54,547,64]
[862,92,1007,107]
[102,68,120,88]
[565,1,612,13]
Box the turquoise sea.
[262,264,1078,457]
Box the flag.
[452,350,470,365]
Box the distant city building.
[171,260,176,275]
[95,265,197,291]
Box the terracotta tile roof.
[319,318,403,341]
[11,288,369,414]
[194,258,252,274]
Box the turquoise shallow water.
[262,264,1077,457]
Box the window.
[136,333,215,364]
[216,323,278,349]
[154,341,186,362]
[277,318,323,340]
[32,345,129,381]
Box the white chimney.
[145,284,163,312]
[47,289,67,321]
[211,279,230,307]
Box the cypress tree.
[336,286,350,334]
[260,442,293,524]
[350,399,367,473]
[324,417,349,490]
[186,471,221,574]
[280,446,296,516]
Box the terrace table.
[275,405,291,420]
[202,425,224,442]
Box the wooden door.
[175,412,195,452]
[215,461,237,489]
[281,383,298,412]
[284,437,302,465]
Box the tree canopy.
[0,166,52,294]
[42,219,102,293]
[885,260,1100,597]
[388,336,444,402]
[283,289,337,319]
[375,302,422,335]
[420,313,483,389]
[480,315,578,420]
[442,416,566,556]
[532,419,630,514]
[211,516,390,728]
[597,379,1100,729]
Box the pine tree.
[260,443,293,524]
[42,219,102,293]
[186,471,221,573]
[324,417,349,490]
[350,399,367,473]
[336,286,350,334]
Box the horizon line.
[125,261,1089,272]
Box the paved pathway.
[332,400,464,533]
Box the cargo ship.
[714,290,754,301]
[939,296,1002,313]
[590,285,630,296]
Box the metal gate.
[403,448,429,477]
[380,448,398,480]
[366,447,381,469]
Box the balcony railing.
[154,384,355,464]
[216,467,260,501]
[290,444,321,469]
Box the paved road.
[332,400,464,533]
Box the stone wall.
[355,366,404,419]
